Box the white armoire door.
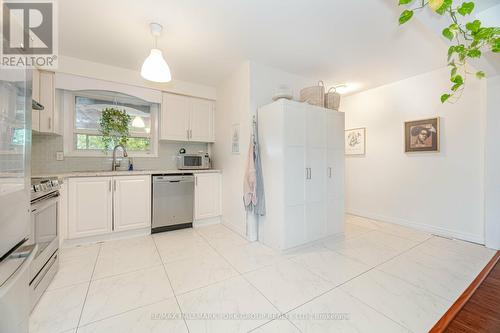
[190,98,215,142]
[161,93,190,141]
[68,177,113,239]
[113,175,151,232]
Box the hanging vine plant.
[398,0,499,103]
[99,107,131,151]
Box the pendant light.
[132,116,145,128]
[141,23,172,82]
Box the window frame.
[63,90,159,157]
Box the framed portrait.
[231,123,240,154]
[345,128,366,155]
[404,117,440,153]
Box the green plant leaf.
[442,28,454,40]
[465,20,481,33]
[467,49,481,58]
[441,94,451,103]
[451,75,463,85]
[429,0,444,11]
[398,0,413,4]
[450,67,458,78]
[476,71,485,79]
[399,10,414,24]
[457,2,474,16]
[435,0,452,15]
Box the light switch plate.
[56,152,64,161]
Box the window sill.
[63,151,158,158]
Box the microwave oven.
[177,153,211,170]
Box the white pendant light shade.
[141,23,172,83]
[141,49,171,82]
[132,116,146,128]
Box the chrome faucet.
[112,144,128,171]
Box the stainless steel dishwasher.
[152,174,194,233]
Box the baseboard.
[347,209,485,245]
[62,227,151,248]
[193,216,221,227]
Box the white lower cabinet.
[68,177,113,239]
[68,175,151,239]
[194,173,221,220]
[113,176,152,232]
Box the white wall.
[213,61,318,237]
[212,62,251,235]
[485,75,500,250]
[58,55,216,100]
[343,67,487,244]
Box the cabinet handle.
[328,167,332,178]
[195,176,198,186]
[309,168,312,179]
[306,168,311,180]
[189,129,192,139]
[113,180,117,192]
[108,180,111,192]
[48,117,52,130]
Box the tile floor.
[29,215,496,333]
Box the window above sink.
[62,90,159,157]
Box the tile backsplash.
[32,134,208,175]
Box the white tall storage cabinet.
[258,100,345,251]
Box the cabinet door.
[38,71,55,133]
[68,177,113,239]
[32,69,40,131]
[190,98,215,142]
[327,148,344,198]
[194,173,221,220]
[113,175,151,232]
[160,93,190,141]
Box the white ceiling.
[58,0,496,92]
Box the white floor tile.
[165,251,238,294]
[177,276,278,333]
[80,265,174,325]
[244,259,334,313]
[291,247,371,286]
[378,247,484,302]
[196,224,248,250]
[220,242,283,273]
[48,255,96,290]
[341,269,451,332]
[289,288,408,333]
[29,282,88,333]
[421,236,495,264]
[251,319,300,332]
[154,232,215,263]
[92,236,162,279]
[77,299,188,333]
[374,221,432,242]
[59,243,101,263]
[323,231,419,266]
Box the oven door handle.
[31,192,60,210]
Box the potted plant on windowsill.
[99,107,131,152]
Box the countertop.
[32,169,221,179]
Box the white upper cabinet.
[194,173,221,220]
[190,98,215,142]
[161,93,191,141]
[33,70,61,135]
[113,175,151,232]
[160,92,215,142]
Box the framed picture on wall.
[404,117,440,153]
[345,128,366,155]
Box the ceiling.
[58,0,497,92]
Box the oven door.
[29,192,59,281]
